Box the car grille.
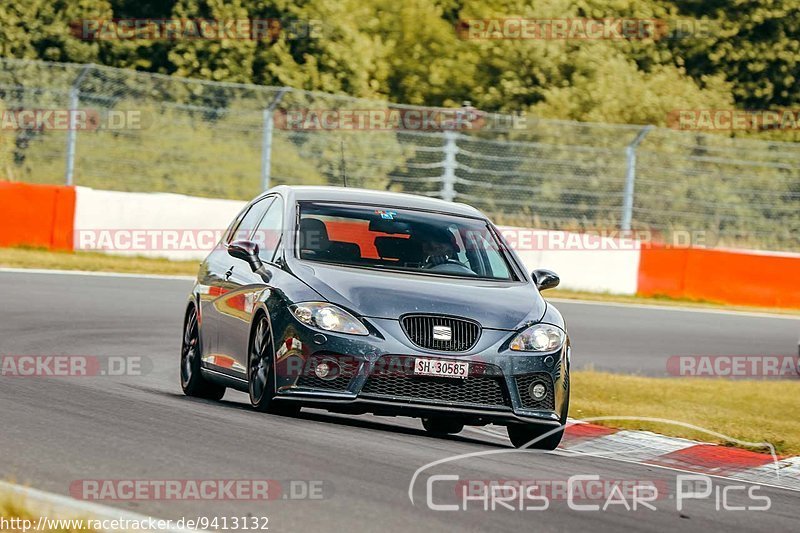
[515,373,556,411]
[361,375,508,408]
[401,314,481,352]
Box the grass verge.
[572,370,800,456]
[2,247,798,314]
[0,247,198,276]
[0,497,94,532]
[548,289,800,316]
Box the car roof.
[267,185,486,218]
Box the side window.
[447,226,469,265]
[223,207,248,245]
[254,197,284,262]
[229,197,274,243]
[480,233,511,279]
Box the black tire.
[422,417,465,435]
[248,315,299,416]
[181,305,226,400]
[508,368,570,450]
[507,423,564,450]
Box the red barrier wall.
[2,183,798,309]
[638,246,800,308]
[0,182,76,250]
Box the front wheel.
[507,424,564,450]
[248,316,299,416]
[180,305,226,400]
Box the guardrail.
[0,57,798,251]
[3,183,799,308]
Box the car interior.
[297,210,509,279]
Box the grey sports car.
[181,186,570,448]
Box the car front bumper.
[270,314,570,425]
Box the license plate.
[413,358,469,379]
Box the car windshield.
[297,202,515,280]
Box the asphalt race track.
[1,270,798,532]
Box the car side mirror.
[532,269,559,291]
[228,240,263,272]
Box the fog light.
[315,362,330,379]
[529,382,547,401]
[314,360,340,381]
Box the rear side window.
[223,208,248,245]
[254,198,284,262]
[228,197,274,243]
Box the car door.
[215,196,284,376]
[203,195,274,376]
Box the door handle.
[225,266,234,280]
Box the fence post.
[260,88,289,191]
[621,125,653,231]
[440,130,458,202]
[64,64,93,186]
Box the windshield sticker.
[376,210,397,220]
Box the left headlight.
[510,324,565,352]
[289,302,369,336]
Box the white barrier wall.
[74,187,246,261]
[73,188,640,294]
[498,227,641,295]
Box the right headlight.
[510,324,565,352]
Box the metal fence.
[1,57,798,251]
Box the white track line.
[0,267,195,281]
[1,268,796,318]
[0,481,201,532]
[549,297,800,320]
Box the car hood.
[291,262,545,330]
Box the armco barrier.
[637,246,800,308]
[73,187,246,261]
[0,182,75,250]
[2,184,799,309]
[505,227,641,295]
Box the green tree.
[0,0,108,62]
[670,0,800,109]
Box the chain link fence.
[1,57,798,251]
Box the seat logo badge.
[432,325,452,341]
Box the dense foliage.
[1,1,798,250]
[1,0,798,137]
